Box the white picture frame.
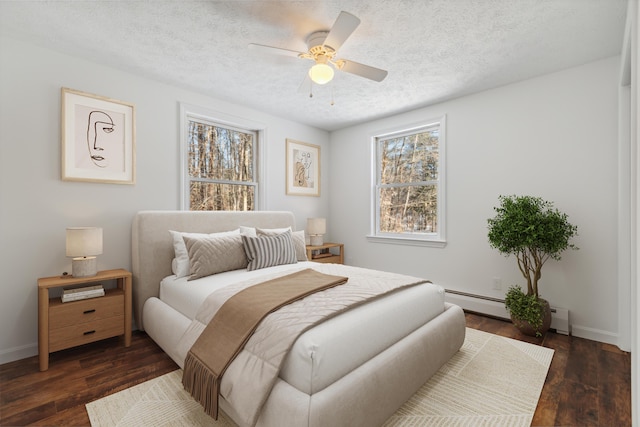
[286,139,320,196]
[61,87,135,184]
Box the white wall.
[625,0,639,423]
[619,1,638,423]
[0,36,330,363]
[330,57,621,345]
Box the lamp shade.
[307,218,326,236]
[308,63,334,85]
[66,227,103,257]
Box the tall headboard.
[131,210,296,330]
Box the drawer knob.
[83,309,96,314]
[83,330,96,336]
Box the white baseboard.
[444,292,509,319]
[0,342,37,365]
[570,325,619,346]
[445,290,617,345]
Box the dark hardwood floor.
[467,313,631,426]
[0,312,631,426]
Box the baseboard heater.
[444,289,570,335]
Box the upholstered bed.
[132,210,466,427]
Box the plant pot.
[511,298,552,337]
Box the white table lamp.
[66,227,103,277]
[307,218,326,246]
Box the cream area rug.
[86,328,553,427]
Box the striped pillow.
[257,228,308,261]
[242,230,298,271]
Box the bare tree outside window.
[187,121,256,211]
[375,120,444,242]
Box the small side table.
[37,268,132,371]
[306,242,344,264]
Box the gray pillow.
[242,230,298,271]
[169,229,239,277]
[257,228,307,261]
[183,234,248,280]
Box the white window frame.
[368,115,447,248]
[179,103,266,210]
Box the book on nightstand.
[61,284,105,303]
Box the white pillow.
[240,226,291,237]
[239,226,258,237]
[291,230,308,261]
[169,229,240,278]
[257,228,307,261]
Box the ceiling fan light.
[309,63,334,85]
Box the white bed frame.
[132,210,466,427]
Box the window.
[180,105,262,211]
[370,116,446,246]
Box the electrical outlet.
[492,277,502,290]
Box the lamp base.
[309,235,324,246]
[72,256,98,277]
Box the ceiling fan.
[248,11,388,86]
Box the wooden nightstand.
[37,268,132,371]
[306,242,344,264]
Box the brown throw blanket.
[182,268,348,419]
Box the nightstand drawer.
[49,292,124,329]
[49,315,125,352]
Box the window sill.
[366,235,447,248]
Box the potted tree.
[487,195,578,337]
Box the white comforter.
[160,263,445,394]
[172,263,444,427]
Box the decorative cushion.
[242,230,298,271]
[240,226,291,237]
[183,234,248,280]
[239,226,258,237]
[169,229,239,278]
[257,228,307,261]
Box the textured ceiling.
[0,0,629,131]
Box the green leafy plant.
[488,195,578,336]
[504,286,545,336]
[487,195,578,298]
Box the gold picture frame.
[285,139,320,196]
[61,87,136,184]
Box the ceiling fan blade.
[339,60,388,82]
[322,11,360,52]
[248,43,304,58]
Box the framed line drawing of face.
[61,88,135,184]
[285,139,320,196]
